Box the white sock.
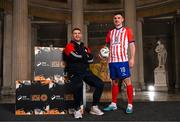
[111,102,117,107]
[128,104,133,108]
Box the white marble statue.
[154,40,168,91]
[155,40,167,69]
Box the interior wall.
[142,19,174,87]
[35,23,67,47]
[175,16,180,88]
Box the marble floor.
[120,90,180,102]
[1,89,180,104]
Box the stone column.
[0,19,2,86]
[32,25,38,44]
[67,0,72,42]
[31,23,37,80]
[83,21,89,106]
[12,0,29,86]
[66,20,72,42]
[84,21,89,46]
[124,0,139,90]
[67,0,71,9]
[71,0,84,41]
[1,14,13,95]
[28,18,32,79]
[124,0,136,32]
[137,18,145,90]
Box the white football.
[99,47,109,58]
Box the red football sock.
[112,83,119,103]
[126,84,133,104]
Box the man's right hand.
[129,58,134,68]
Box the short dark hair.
[113,12,124,17]
[72,28,81,33]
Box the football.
[99,47,109,58]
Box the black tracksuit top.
[64,40,93,74]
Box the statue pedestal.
[154,67,168,91]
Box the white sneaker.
[103,102,117,111]
[90,105,104,115]
[80,105,84,114]
[69,105,83,115]
[68,108,75,114]
[126,104,133,114]
[74,109,82,119]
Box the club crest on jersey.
[115,36,119,43]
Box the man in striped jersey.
[103,13,136,114]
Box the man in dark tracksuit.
[64,28,104,119]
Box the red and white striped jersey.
[106,27,135,63]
